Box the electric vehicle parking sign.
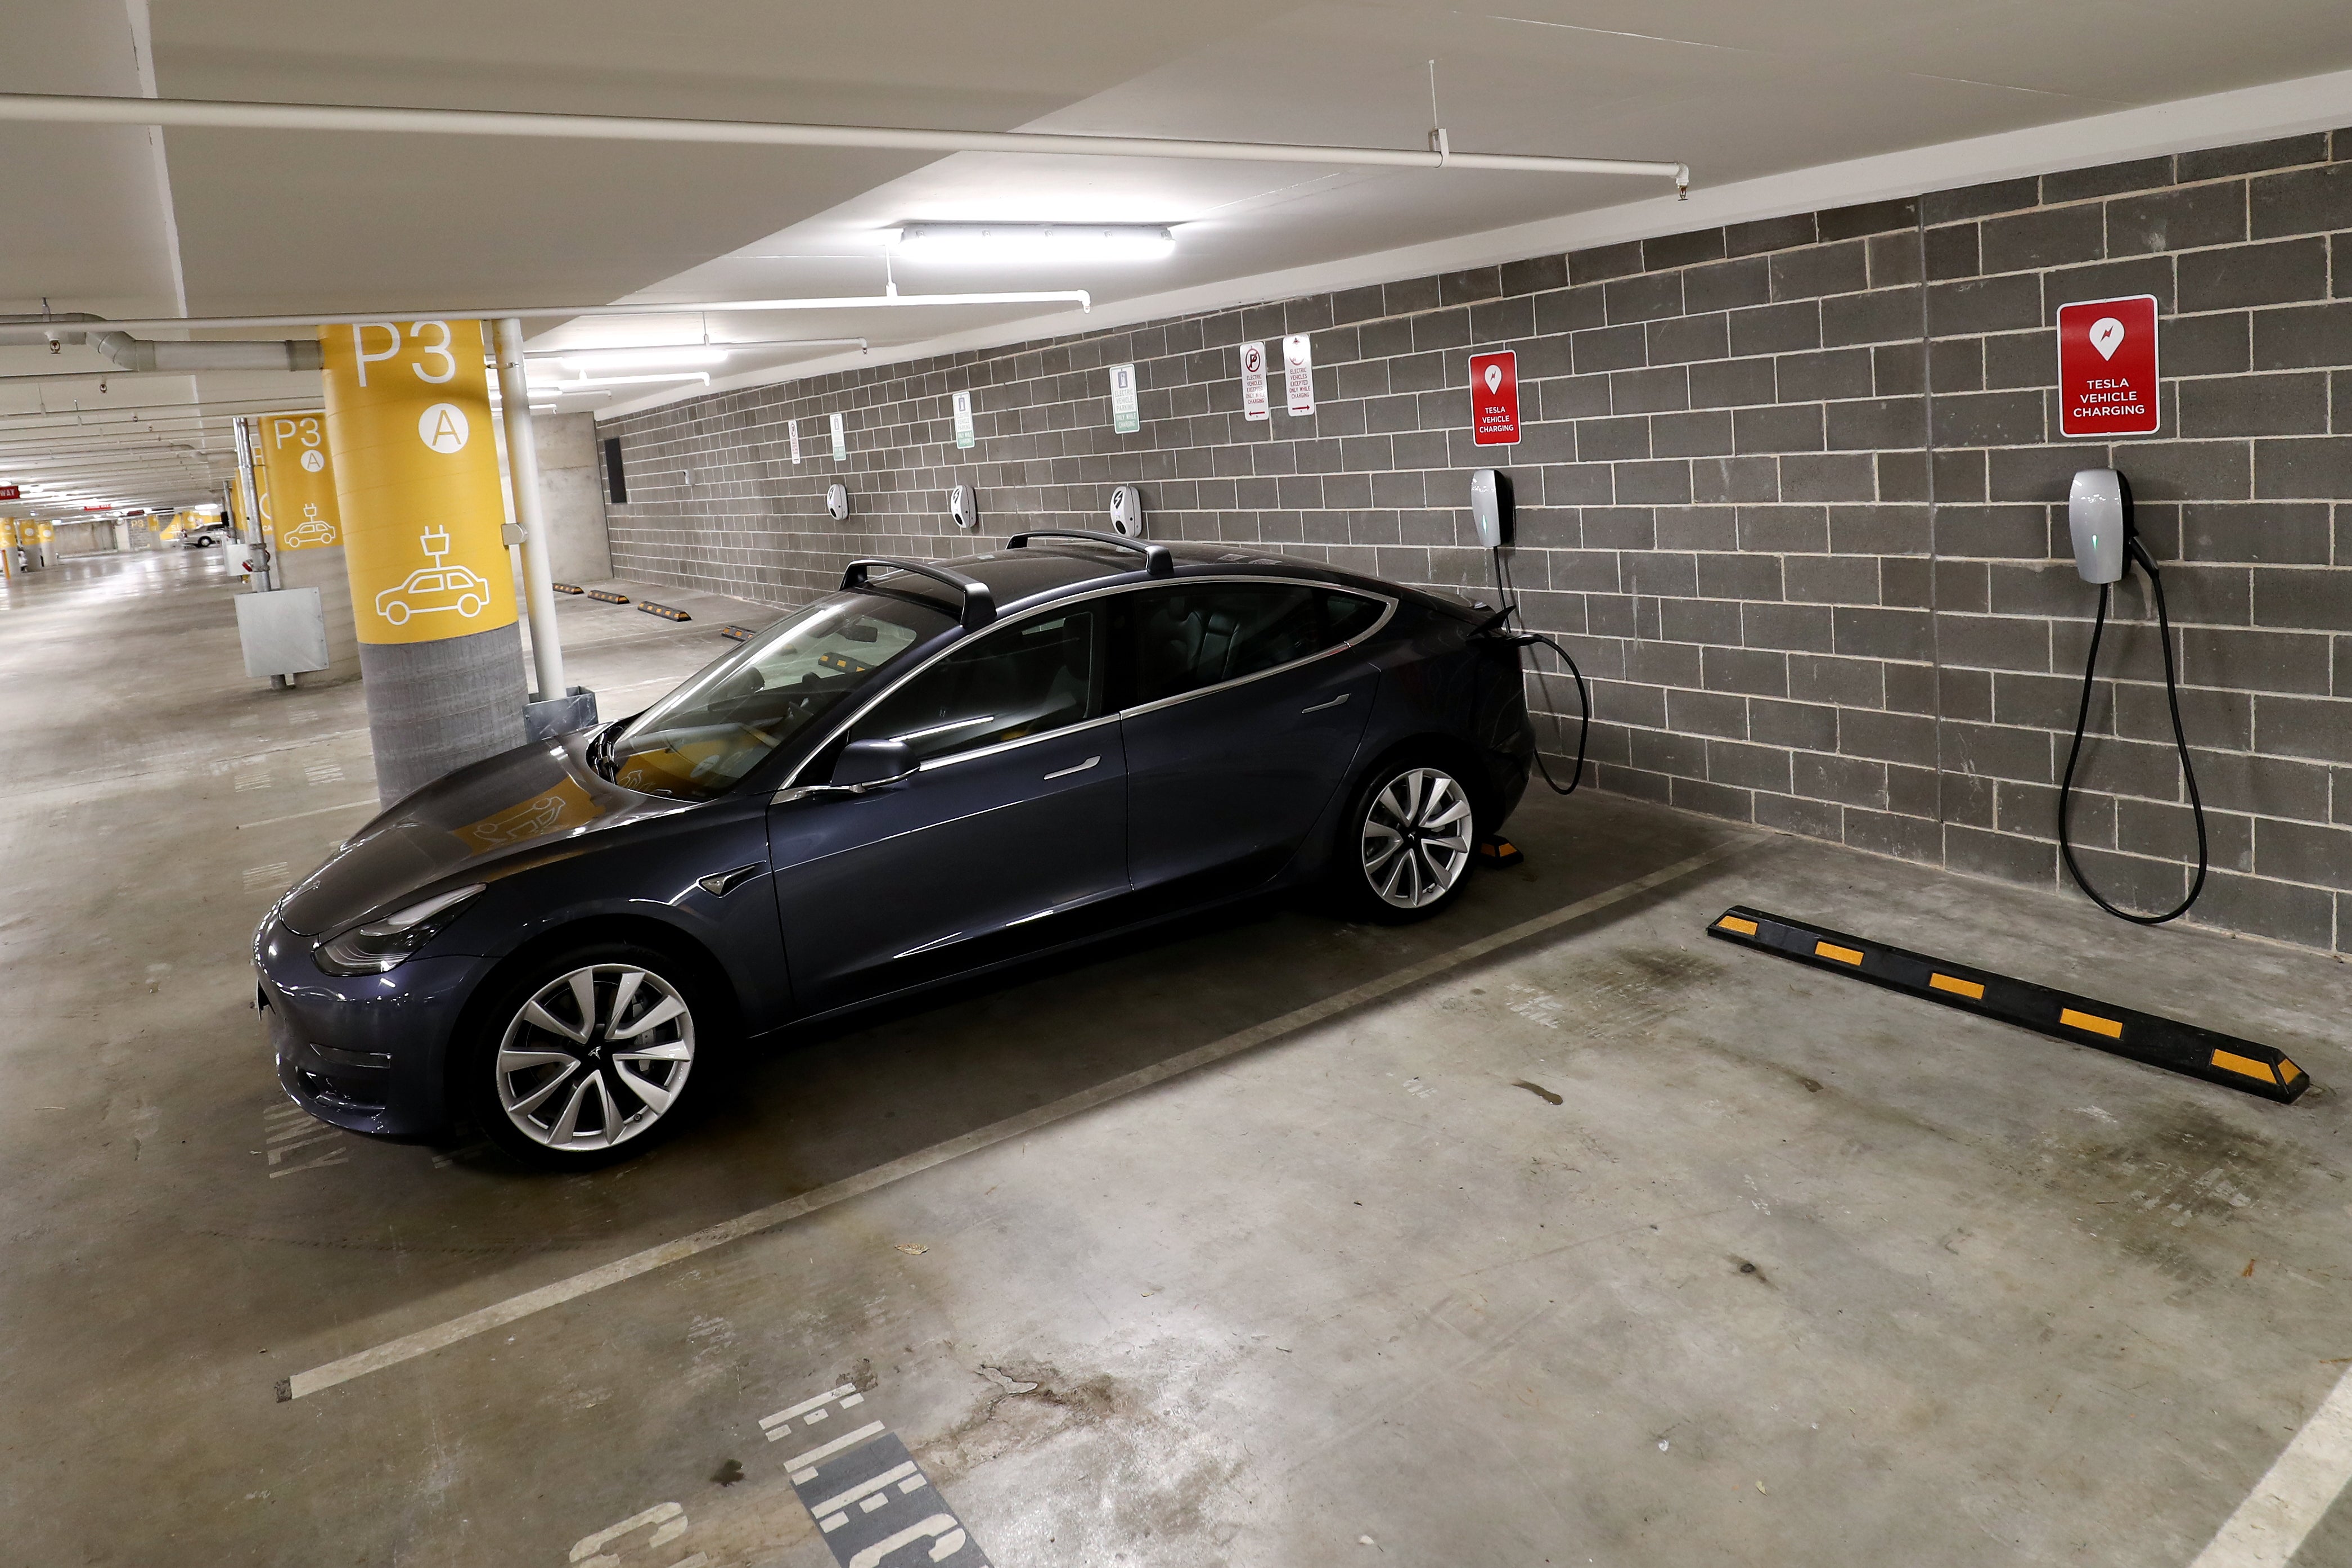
[2057,294,2160,438]
[1468,350,1521,446]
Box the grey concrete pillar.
[359,623,529,801]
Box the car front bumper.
[255,919,484,1137]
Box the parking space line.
[2188,1362,2352,1567]
[280,833,1762,1402]
[238,799,377,830]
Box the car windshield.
[602,591,954,799]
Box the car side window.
[845,606,1101,767]
[1121,584,1383,706]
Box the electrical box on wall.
[1108,485,1146,537]
[825,483,850,522]
[948,484,980,531]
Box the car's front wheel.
[466,943,707,1169]
[1334,758,1479,923]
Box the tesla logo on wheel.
[417,402,471,453]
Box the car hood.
[272,733,686,938]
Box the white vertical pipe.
[492,317,566,705]
[231,415,270,590]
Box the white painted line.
[2188,1363,2352,1568]
[238,798,377,830]
[280,834,1760,1400]
[570,1502,682,1562]
[759,1384,856,1429]
[267,1132,343,1163]
[269,1147,349,1178]
[781,1420,887,1479]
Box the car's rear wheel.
[1334,758,1479,923]
[466,943,706,1169]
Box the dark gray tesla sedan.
[255,531,1536,1168]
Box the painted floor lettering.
[563,1380,989,1568]
[765,1386,989,1568]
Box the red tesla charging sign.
[2057,294,2160,438]
[1468,350,1521,446]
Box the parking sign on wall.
[1468,350,1521,446]
[2056,295,2160,438]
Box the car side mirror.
[833,738,916,790]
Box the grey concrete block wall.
[606,127,2352,954]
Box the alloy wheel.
[1360,767,1474,910]
[494,964,695,1151]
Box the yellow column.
[254,409,361,681]
[320,318,528,801]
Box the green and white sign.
[952,389,975,449]
[829,411,848,461]
[1109,362,1140,434]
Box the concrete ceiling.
[3,0,2350,510]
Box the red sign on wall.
[0,484,18,500]
[1468,350,1521,446]
[2056,294,2160,438]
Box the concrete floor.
[5,547,2350,1567]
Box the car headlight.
[315,885,485,976]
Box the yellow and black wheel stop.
[718,623,756,642]
[1707,905,2310,1104]
[1477,836,1525,868]
[637,601,692,622]
[550,582,584,594]
[585,589,630,605]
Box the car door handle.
[1042,755,1100,781]
[696,863,763,897]
[1301,692,1351,713]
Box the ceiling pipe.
[0,312,322,370]
[92,332,322,372]
[0,398,341,425]
[0,91,1693,193]
[15,291,1092,336]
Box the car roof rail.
[840,557,997,630]
[1005,529,1175,579]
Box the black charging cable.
[2057,534,2208,925]
[1485,546,1590,795]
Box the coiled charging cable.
[1486,546,1590,795]
[2057,535,2208,924]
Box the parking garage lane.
[6,548,2351,1566]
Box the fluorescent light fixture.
[527,371,712,391]
[893,222,1176,263]
[538,347,732,373]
